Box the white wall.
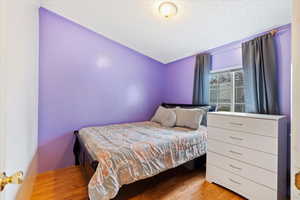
[292,0,300,199]
[0,0,39,199]
[0,0,7,179]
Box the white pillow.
[151,106,176,127]
[175,108,205,130]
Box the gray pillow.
[151,106,176,127]
[175,108,205,130]
[178,105,213,126]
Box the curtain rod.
[210,28,288,56]
[270,28,289,36]
[270,29,278,36]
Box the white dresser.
[206,112,287,200]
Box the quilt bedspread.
[79,121,207,200]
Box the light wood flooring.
[31,165,245,200]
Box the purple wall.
[164,24,291,124]
[38,8,165,172]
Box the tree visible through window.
[209,69,245,112]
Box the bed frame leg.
[195,154,206,169]
[73,130,81,166]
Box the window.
[209,69,245,112]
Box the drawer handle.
[229,122,244,126]
[229,150,243,156]
[229,136,243,141]
[228,178,242,185]
[229,164,242,171]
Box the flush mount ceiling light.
[159,1,178,18]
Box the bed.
[73,103,210,200]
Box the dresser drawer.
[207,151,277,189]
[208,114,277,137]
[208,139,277,172]
[206,165,277,200]
[208,127,278,155]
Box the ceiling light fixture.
[159,1,178,18]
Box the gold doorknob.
[296,172,300,190]
[0,171,23,192]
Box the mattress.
[79,121,207,200]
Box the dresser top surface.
[208,111,286,120]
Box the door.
[0,0,39,199]
[292,0,300,199]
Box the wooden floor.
[31,165,245,200]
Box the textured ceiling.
[41,0,292,64]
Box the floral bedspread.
[79,121,207,200]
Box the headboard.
[161,102,216,111]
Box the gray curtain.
[193,54,212,105]
[242,33,279,114]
